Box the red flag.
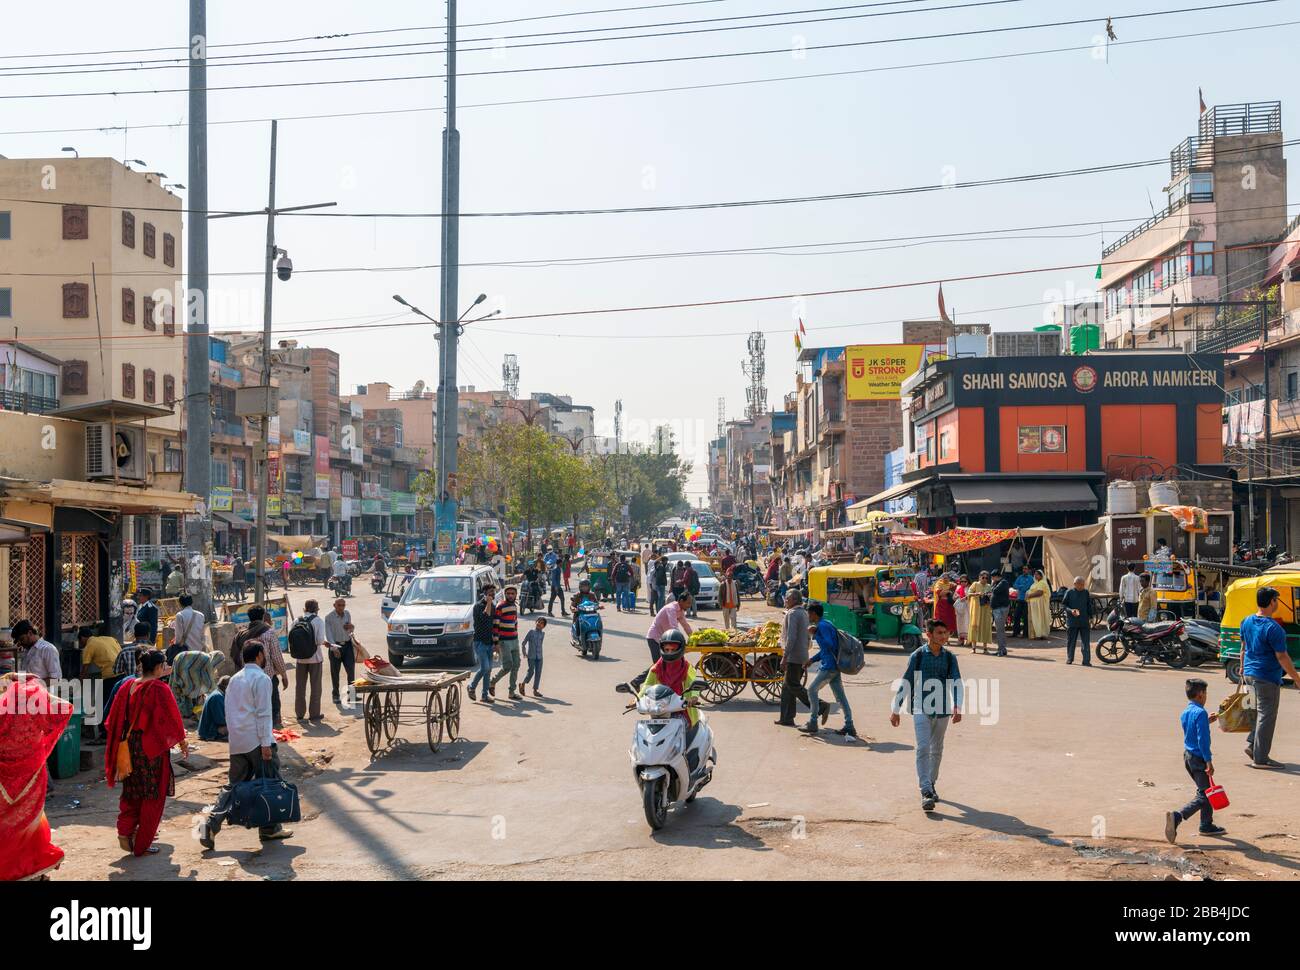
[1199,87,1207,114]
[798,318,807,336]
[938,283,952,325]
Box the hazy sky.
[3,0,1299,501]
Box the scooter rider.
[571,579,599,641]
[636,629,701,727]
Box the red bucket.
[1206,777,1230,811]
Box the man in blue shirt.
[891,617,963,812]
[1241,585,1300,768]
[799,603,856,739]
[1165,677,1225,841]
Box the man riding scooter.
[570,579,604,656]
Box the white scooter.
[616,681,718,831]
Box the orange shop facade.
[895,353,1227,531]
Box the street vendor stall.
[685,623,794,705]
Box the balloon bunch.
[684,525,703,542]
[291,551,303,564]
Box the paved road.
[50,581,1300,880]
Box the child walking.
[1165,678,1227,843]
[521,616,546,697]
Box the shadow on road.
[651,797,770,852]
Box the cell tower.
[502,354,520,399]
[614,399,623,452]
[716,397,726,437]
[742,331,767,418]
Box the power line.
[0,0,1274,100]
[4,17,1292,137]
[0,1,1027,77]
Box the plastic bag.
[1217,685,1255,733]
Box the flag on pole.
[794,329,802,351]
[1095,263,1103,280]
[938,283,952,325]
[799,318,807,336]
[1199,87,1207,114]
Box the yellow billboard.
[844,344,927,400]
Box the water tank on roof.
[1069,324,1101,355]
[1107,481,1138,515]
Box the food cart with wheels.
[1218,568,1300,683]
[686,623,799,705]
[354,670,470,755]
[807,563,921,651]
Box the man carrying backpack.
[890,618,963,812]
[233,606,287,728]
[800,602,857,739]
[288,599,328,722]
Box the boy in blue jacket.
[1165,678,1226,842]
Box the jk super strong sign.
[845,344,926,400]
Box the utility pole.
[183,0,213,618]
[434,0,462,565]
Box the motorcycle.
[326,574,353,597]
[1097,608,1188,667]
[616,680,717,831]
[734,563,763,598]
[521,575,546,614]
[1180,617,1222,668]
[371,572,386,594]
[571,599,603,659]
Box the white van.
[386,564,498,667]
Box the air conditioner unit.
[85,423,147,482]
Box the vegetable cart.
[353,670,470,755]
[686,623,803,705]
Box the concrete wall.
[0,411,86,480]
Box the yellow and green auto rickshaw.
[1144,556,1198,619]
[586,551,613,600]
[1219,570,1300,684]
[807,563,922,651]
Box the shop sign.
[845,344,927,400]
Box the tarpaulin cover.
[890,527,1018,555]
[0,674,73,880]
[1022,523,1109,591]
[1148,505,1208,534]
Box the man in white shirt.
[198,639,292,849]
[169,595,205,659]
[295,599,328,722]
[12,620,60,684]
[1118,563,1143,618]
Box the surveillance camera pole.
[434,0,462,565]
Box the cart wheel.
[698,653,744,704]
[382,694,401,742]
[1050,602,1066,631]
[425,690,444,752]
[363,694,382,753]
[445,684,462,741]
[750,653,789,705]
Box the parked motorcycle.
[616,680,717,831]
[571,599,603,659]
[1096,608,1188,667]
[1180,617,1222,668]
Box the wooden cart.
[687,642,802,705]
[354,671,469,755]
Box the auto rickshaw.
[1144,556,1197,618]
[586,551,613,600]
[1219,570,1300,684]
[807,563,922,651]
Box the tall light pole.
[434,0,463,565]
[184,0,213,618]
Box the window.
[232,457,247,491]
[163,374,175,405]
[142,295,156,330]
[1162,248,1187,288]
[142,222,155,258]
[19,368,55,402]
[1191,172,1213,199]
[1131,265,1156,300]
[163,232,175,267]
[1289,372,1298,402]
[121,287,135,324]
[163,441,182,472]
[142,368,155,403]
[1192,241,1215,276]
[211,461,230,488]
[162,302,175,336]
[62,204,88,240]
[0,211,10,240]
[62,282,89,318]
[0,288,10,318]
[121,211,135,248]
[121,362,135,398]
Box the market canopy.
[770,528,814,538]
[1021,523,1107,589]
[847,480,917,519]
[267,534,325,551]
[890,527,1018,555]
[948,479,1097,514]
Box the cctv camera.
[276,254,293,282]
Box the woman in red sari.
[0,672,73,880]
[104,650,188,856]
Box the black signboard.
[1171,525,1191,560]
[1198,514,1232,561]
[946,354,1224,407]
[1113,519,1146,563]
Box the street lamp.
[61,147,78,158]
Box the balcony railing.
[1192,301,1275,353]
[0,389,59,414]
[211,409,245,438]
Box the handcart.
[353,670,469,755]
[686,623,802,706]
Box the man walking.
[800,602,856,738]
[989,571,1012,657]
[1062,576,1092,666]
[546,558,567,617]
[650,553,668,615]
[1243,585,1300,768]
[489,586,523,701]
[245,605,287,728]
[325,597,356,705]
[775,590,811,727]
[469,581,497,703]
[891,618,963,812]
[612,555,632,613]
[199,639,292,850]
[168,594,205,663]
[295,599,327,722]
[1119,562,1142,619]
[719,566,740,631]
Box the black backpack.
[287,616,317,660]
